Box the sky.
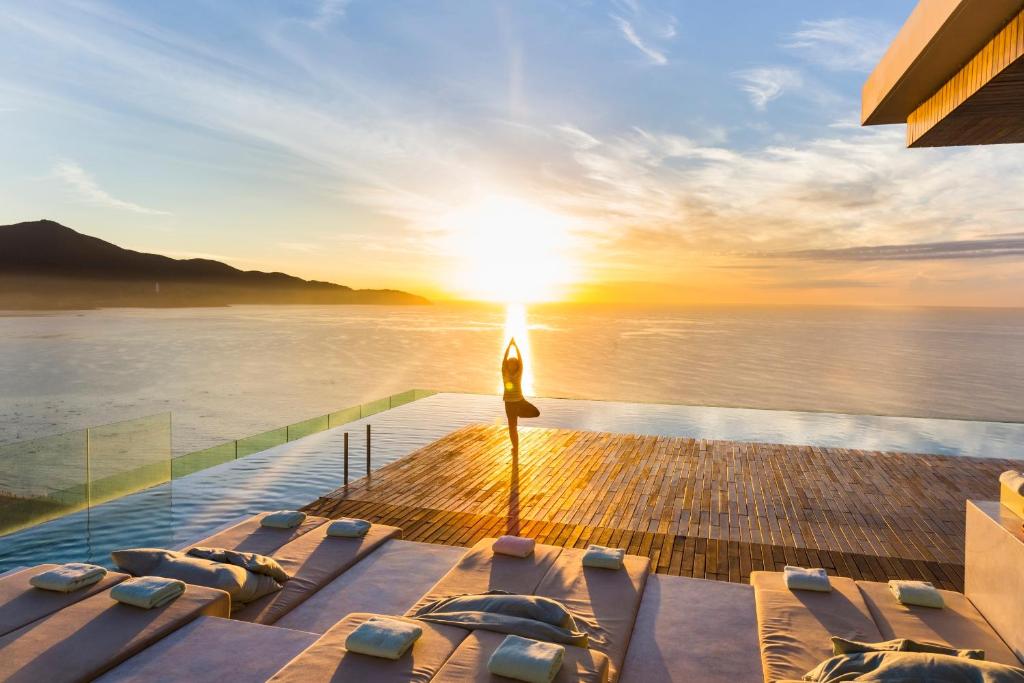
[1,0,1023,306]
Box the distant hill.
[0,220,428,309]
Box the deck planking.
[304,424,1016,590]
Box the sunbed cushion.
[232,523,400,625]
[431,629,610,682]
[0,564,128,637]
[752,572,883,683]
[856,580,1022,667]
[534,547,649,680]
[188,512,328,556]
[110,549,281,606]
[407,538,563,615]
[0,584,230,683]
[268,612,468,683]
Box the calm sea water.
[1,304,1022,453]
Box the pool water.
[2,392,1021,572]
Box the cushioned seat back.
[269,612,467,683]
[431,629,611,683]
[188,512,328,556]
[232,523,400,625]
[751,572,882,682]
[0,564,128,638]
[405,538,564,616]
[856,580,1022,667]
[0,584,230,683]
[534,548,649,681]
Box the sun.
[442,195,579,303]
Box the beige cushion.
[856,580,1022,667]
[432,629,610,682]
[0,564,128,637]
[406,538,564,615]
[110,549,280,606]
[188,512,328,555]
[268,612,468,683]
[0,584,230,683]
[534,547,649,681]
[232,523,401,625]
[752,572,883,682]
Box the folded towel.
[29,563,107,593]
[889,580,944,608]
[582,545,624,570]
[784,565,832,592]
[326,518,371,538]
[187,547,289,583]
[110,576,185,609]
[260,510,306,529]
[494,535,536,558]
[1000,470,1024,495]
[345,616,422,660]
[488,635,565,683]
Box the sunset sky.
[2,1,1023,306]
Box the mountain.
[0,220,428,309]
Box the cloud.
[612,15,667,65]
[784,18,895,72]
[735,67,802,110]
[309,0,350,30]
[764,278,881,289]
[52,160,170,215]
[761,235,1024,262]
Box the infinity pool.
[2,392,1021,572]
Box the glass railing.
[0,388,435,537]
[0,414,172,536]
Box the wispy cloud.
[735,67,802,110]
[612,15,667,65]
[309,0,350,31]
[784,18,894,72]
[761,235,1024,262]
[53,160,170,215]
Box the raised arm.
[503,338,515,364]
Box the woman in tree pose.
[501,337,540,454]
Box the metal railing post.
[366,424,371,477]
[85,427,92,509]
[344,432,349,487]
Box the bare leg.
[504,401,519,454]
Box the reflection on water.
[1,304,1023,455]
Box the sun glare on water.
[444,195,578,305]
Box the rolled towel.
[889,580,944,608]
[783,565,832,592]
[582,545,624,570]
[29,563,107,593]
[326,518,371,538]
[488,634,565,683]
[999,470,1024,495]
[260,510,306,529]
[493,535,536,558]
[110,576,185,609]
[345,616,422,660]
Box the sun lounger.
[533,547,649,681]
[856,580,1022,667]
[95,616,318,683]
[431,629,610,682]
[0,563,128,637]
[274,540,464,634]
[406,538,564,615]
[619,575,764,683]
[267,612,469,683]
[186,512,329,556]
[750,571,883,683]
[0,583,230,683]
[231,523,400,625]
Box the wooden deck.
[304,424,1016,590]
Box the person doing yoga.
[501,337,540,454]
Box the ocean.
[1,303,1022,453]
